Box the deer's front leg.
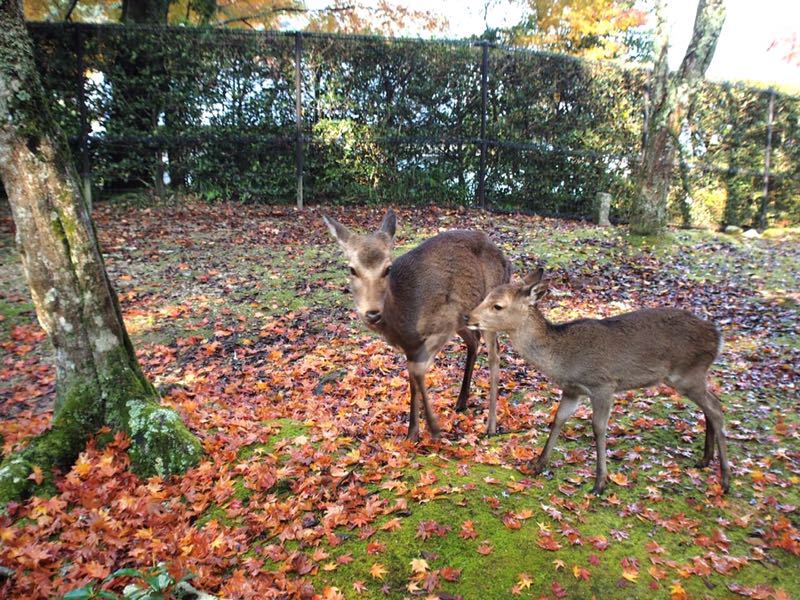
[530,391,580,473]
[409,360,440,439]
[485,331,500,435]
[406,363,421,442]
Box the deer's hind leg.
[455,328,481,413]
[674,372,730,493]
[588,387,614,495]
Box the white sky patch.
[308,0,799,86]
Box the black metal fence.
[28,22,800,226]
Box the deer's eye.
[382,265,391,278]
[493,304,503,311]
[349,267,357,277]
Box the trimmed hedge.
[29,23,800,226]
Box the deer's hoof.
[406,430,420,443]
[454,401,468,414]
[429,428,442,441]
[485,425,497,436]
[694,459,711,469]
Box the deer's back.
[546,308,721,391]
[384,230,510,346]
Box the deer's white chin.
[466,324,481,331]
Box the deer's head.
[467,267,549,332]
[322,209,396,329]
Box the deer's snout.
[365,310,383,325]
[464,313,480,330]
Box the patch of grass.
[237,418,308,460]
[315,454,799,599]
[0,298,35,340]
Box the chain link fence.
[28,23,800,227]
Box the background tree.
[0,0,202,503]
[501,0,649,61]
[24,0,445,34]
[630,0,726,235]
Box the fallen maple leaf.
[366,541,386,555]
[410,558,429,574]
[622,567,639,582]
[670,582,689,600]
[609,472,630,487]
[502,513,521,530]
[441,566,461,582]
[537,532,562,551]
[369,563,388,580]
[459,520,478,540]
[572,564,590,581]
[380,517,402,532]
[27,466,44,485]
[517,573,533,590]
[476,541,493,555]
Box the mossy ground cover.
[0,202,798,598]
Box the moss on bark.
[0,351,202,503]
[124,402,203,478]
[0,380,102,502]
[99,347,202,478]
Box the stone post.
[594,192,612,227]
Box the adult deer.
[322,209,511,440]
[467,268,730,494]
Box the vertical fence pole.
[477,41,489,210]
[75,24,92,212]
[758,89,775,230]
[294,32,304,209]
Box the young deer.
[466,268,730,494]
[322,209,511,440]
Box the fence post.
[477,40,489,210]
[758,89,775,230]
[294,31,304,209]
[75,24,92,212]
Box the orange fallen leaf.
[609,472,630,487]
[369,563,387,580]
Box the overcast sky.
[317,0,800,87]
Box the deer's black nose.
[366,310,382,324]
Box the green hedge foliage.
[29,23,800,227]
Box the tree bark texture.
[0,0,201,503]
[631,0,727,235]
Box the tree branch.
[216,4,355,26]
[63,0,80,22]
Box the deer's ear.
[520,269,548,304]
[378,208,397,241]
[528,280,550,304]
[322,214,352,248]
[522,267,544,286]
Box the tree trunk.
[631,0,726,235]
[0,0,201,503]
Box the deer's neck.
[509,308,561,377]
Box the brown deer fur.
[323,209,512,440]
[467,268,730,494]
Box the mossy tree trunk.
[0,0,202,503]
[631,0,726,235]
